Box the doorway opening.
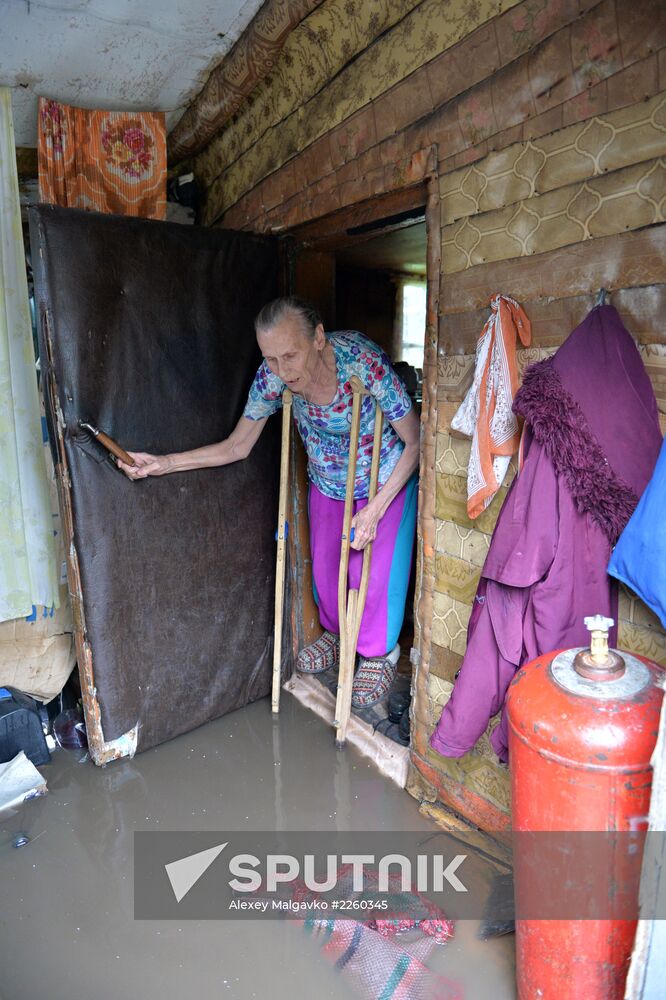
[286,190,428,756]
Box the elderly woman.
[119,297,420,707]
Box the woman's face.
[257,315,325,392]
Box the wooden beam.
[288,182,427,250]
[440,284,666,354]
[439,226,666,321]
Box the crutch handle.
[274,522,289,541]
[350,527,355,542]
[349,375,371,396]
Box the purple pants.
[308,476,417,657]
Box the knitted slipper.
[296,631,340,674]
[351,646,400,708]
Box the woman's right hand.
[117,452,172,480]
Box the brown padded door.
[30,205,283,755]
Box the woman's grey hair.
[255,296,322,339]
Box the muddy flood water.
[0,693,515,999]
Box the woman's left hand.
[351,501,383,551]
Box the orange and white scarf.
[451,294,531,519]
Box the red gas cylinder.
[506,615,663,1000]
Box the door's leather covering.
[30,205,285,753]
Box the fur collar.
[513,358,638,545]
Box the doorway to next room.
[290,203,427,752]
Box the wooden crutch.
[272,388,293,714]
[334,376,384,747]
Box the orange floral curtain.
[38,99,166,219]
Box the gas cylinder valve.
[574,615,625,681]
[584,615,615,661]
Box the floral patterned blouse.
[243,331,412,500]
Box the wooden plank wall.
[184,0,666,831]
[420,98,666,826]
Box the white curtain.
[0,87,58,622]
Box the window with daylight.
[397,278,426,367]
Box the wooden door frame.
[287,183,428,253]
[282,152,441,741]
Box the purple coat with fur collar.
[429,306,662,763]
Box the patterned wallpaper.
[193,0,663,228]
[169,0,324,161]
[196,0,420,187]
[196,0,523,222]
[440,92,666,225]
[441,155,665,274]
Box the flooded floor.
[0,693,515,1000]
